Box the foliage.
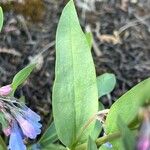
[0,1,150,150]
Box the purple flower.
[16,115,41,139]
[8,121,26,150]
[137,107,150,150]
[0,90,42,149]
[138,136,150,150]
[0,85,12,96]
[137,121,150,150]
[23,107,41,122]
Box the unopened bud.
[0,85,12,96]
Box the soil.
[0,0,150,138]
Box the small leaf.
[97,73,116,98]
[87,136,98,150]
[85,32,93,49]
[90,102,104,140]
[11,63,36,92]
[53,0,98,147]
[0,112,8,129]
[91,120,102,140]
[105,77,150,135]
[0,7,3,32]
[39,122,58,146]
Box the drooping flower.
[21,106,41,122]
[16,115,41,139]
[0,84,42,150]
[0,85,12,96]
[8,121,26,150]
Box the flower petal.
[16,116,37,139]
[8,121,26,150]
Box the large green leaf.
[39,122,58,146]
[87,136,98,150]
[53,0,98,148]
[97,73,116,98]
[0,7,3,32]
[11,63,36,92]
[105,77,150,134]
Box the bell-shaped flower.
[8,121,26,150]
[16,115,39,139]
[23,107,41,122]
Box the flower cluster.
[0,85,42,150]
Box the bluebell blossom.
[0,85,42,150]
[8,121,26,150]
[16,115,39,139]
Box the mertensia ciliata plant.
[0,1,150,150]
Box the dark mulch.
[0,0,150,135]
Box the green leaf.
[11,63,36,92]
[105,77,150,134]
[0,112,8,129]
[0,7,3,32]
[53,0,98,148]
[117,116,135,150]
[91,120,102,140]
[85,32,93,49]
[39,122,58,146]
[87,136,98,150]
[0,137,7,150]
[91,102,104,140]
[97,73,116,98]
[41,144,66,150]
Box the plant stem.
[75,132,121,150]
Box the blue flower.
[8,121,26,150]
[0,94,42,149]
[16,115,41,139]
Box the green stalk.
[75,132,121,150]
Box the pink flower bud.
[0,85,12,96]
